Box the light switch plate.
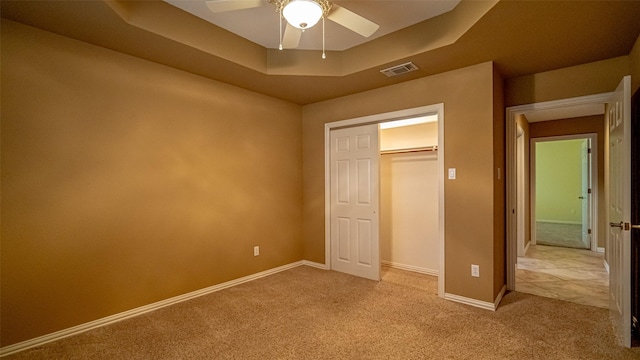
[448,168,456,180]
[471,264,479,277]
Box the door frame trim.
[529,134,598,251]
[506,92,613,291]
[324,104,445,296]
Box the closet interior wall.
[380,122,439,275]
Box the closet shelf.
[380,145,438,155]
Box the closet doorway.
[324,104,445,296]
[380,118,439,276]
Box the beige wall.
[302,62,505,303]
[529,115,606,248]
[1,20,303,346]
[506,30,638,106]
[492,68,506,297]
[505,56,630,107]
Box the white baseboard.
[597,247,605,253]
[0,261,307,357]
[536,220,581,225]
[494,285,507,309]
[301,260,328,270]
[523,241,530,255]
[445,285,506,312]
[604,260,610,274]
[381,261,438,276]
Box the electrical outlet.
[254,246,259,256]
[471,264,479,277]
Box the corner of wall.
[493,65,507,298]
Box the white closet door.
[330,125,380,281]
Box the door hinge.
[588,188,592,194]
[588,229,592,235]
[588,148,592,154]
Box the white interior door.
[580,139,591,248]
[608,75,631,347]
[330,124,380,281]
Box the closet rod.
[380,145,438,155]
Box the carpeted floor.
[536,221,588,249]
[5,266,640,359]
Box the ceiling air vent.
[380,62,419,77]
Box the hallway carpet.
[5,266,640,359]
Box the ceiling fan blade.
[327,4,380,38]
[205,0,265,13]
[282,23,302,49]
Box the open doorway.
[506,93,612,291]
[506,95,610,309]
[531,135,597,251]
[507,80,637,347]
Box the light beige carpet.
[5,266,640,359]
[536,221,588,249]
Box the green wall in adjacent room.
[535,139,586,224]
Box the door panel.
[330,124,380,281]
[337,160,350,203]
[337,217,351,261]
[608,75,631,347]
[357,159,372,204]
[357,219,372,265]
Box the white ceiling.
[164,0,461,51]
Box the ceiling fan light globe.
[283,0,323,29]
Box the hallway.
[516,245,609,308]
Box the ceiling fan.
[204,0,380,58]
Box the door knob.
[610,222,623,228]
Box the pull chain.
[278,12,283,50]
[322,17,326,59]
